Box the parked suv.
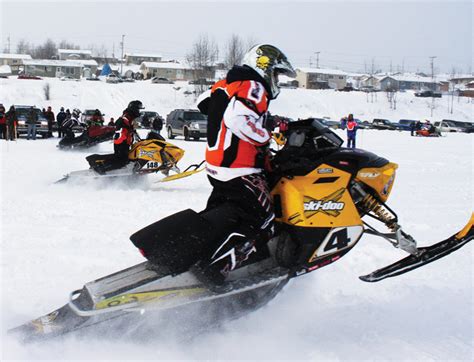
[372,118,397,130]
[137,111,161,128]
[434,120,465,133]
[81,109,104,126]
[15,105,50,138]
[414,90,442,98]
[396,119,419,131]
[166,109,207,141]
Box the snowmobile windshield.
[183,112,207,121]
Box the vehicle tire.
[184,127,190,141]
[193,137,200,141]
[167,127,175,139]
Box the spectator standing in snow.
[45,106,55,137]
[415,121,422,134]
[108,117,115,127]
[5,105,17,140]
[410,121,416,136]
[56,107,67,138]
[26,106,38,140]
[0,103,6,139]
[340,116,347,130]
[152,116,163,134]
[346,114,357,148]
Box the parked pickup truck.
[15,105,50,138]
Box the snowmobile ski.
[55,168,139,184]
[360,213,474,282]
[158,160,205,183]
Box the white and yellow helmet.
[242,44,296,99]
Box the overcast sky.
[0,0,471,74]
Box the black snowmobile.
[58,124,116,149]
[10,119,473,342]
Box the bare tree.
[33,39,57,59]
[58,40,80,50]
[96,44,108,59]
[224,34,245,69]
[16,39,32,55]
[185,34,219,94]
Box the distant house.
[0,53,32,74]
[358,75,382,90]
[66,59,98,78]
[22,59,82,79]
[296,68,347,89]
[457,79,474,98]
[379,74,439,91]
[125,53,162,65]
[139,61,194,80]
[450,76,474,86]
[439,81,450,93]
[58,49,92,60]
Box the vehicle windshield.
[15,107,46,120]
[143,112,157,117]
[183,112,207,121]
[84,110,96,115]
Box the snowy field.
[0,79,473,360]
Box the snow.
[0,53,32,60]
[22,59,83,68]
[0,77,473,360]
[57,49,92,56]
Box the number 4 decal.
[315,226,363,258]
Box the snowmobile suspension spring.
[361,194,398,231]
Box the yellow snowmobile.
[57,131,204,183]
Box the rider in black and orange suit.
[195,44,296,285]
[111,100,143,169]
[87,100,143,174]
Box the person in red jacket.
[0,103,6,139]
[87,100,144,174]
[346,114,357,148]
[195,44,296,285]
[112,100,143,167]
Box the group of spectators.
[0,105,112,141]
[0,103,17,140]
[0,104,66,141]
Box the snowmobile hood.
[226,65,272,97]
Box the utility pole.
[7,35,10,53]
[429,56,436,83]
[120,34,125,75]
[429,56,437,117]
[314,51,320,68]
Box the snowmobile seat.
[130,209,222,273]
